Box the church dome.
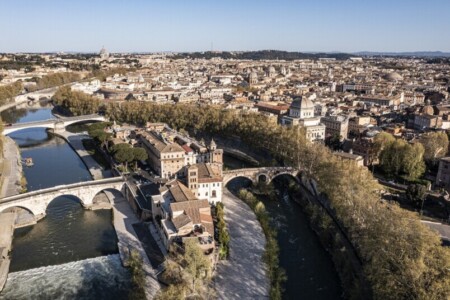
[421,104,434,116]
[383,72,403,81]
[291,97,314,110]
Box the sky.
[1,0,449,53]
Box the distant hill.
[172,50,354,61]
[354,51,450,58]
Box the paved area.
[104,190,161,299]
[57,131,112,180]
[0,137,22,198]
[0,213,15,292]
[214,189,269,299]
[422,220,450,244]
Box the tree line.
[0,82,23,105]
[27,72,81,92]
[56,99,450,299]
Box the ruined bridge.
[0,177,125,224]
[3,114,106,135]
[223,167,299,185]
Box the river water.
[224,159,342,299]
[0,107,131,299]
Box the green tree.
[406,184,428,208]
[183,239,211,297]
[420,132,449,164]
[132,147,148,169]
[112,143,134,170]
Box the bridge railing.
[0,177,124,204]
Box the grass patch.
[81,139,111,170]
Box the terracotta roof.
[172,213,193,230]
[169,181,198,202]
[170,200,210,225]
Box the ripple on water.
[0,255,132,300]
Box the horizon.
[3,49,450,55]
[1,0,450,53]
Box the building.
[255,102,289,116]
[138,124,223,179]
[281,97,326,141]
[151,180,215,252]
[187,163,223,204]
[358,94,403,107]
[321,115,349,140]
[334,151,364,167]
[436,157,450,190]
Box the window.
[212,190,217,198]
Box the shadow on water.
[226,176,342,300]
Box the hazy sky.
[1,0,449,53]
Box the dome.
[291,97,314,110]
[383,72,403,81]
[421,104,434,116]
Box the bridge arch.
[224,175,256,186]
[46,194,87,211]
[271,171,300,183]
[92,187,125,206]
[1,205,38,228]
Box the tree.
[420,132,449,164]
[406,184,428,208]
[183,239,211,297]
[132,147,148,169]
[112,143,134,170]
[402,143,426,181]
[128,250,146,299]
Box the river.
[0,106,131,299]
[224,159,343,299]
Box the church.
[280,97,326,142]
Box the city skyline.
[1,0,450,53]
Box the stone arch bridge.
[223,167,299,185]
[3,114,106,135]
[0,177,125,223]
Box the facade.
[187,163,223,204]
[321,115,349,140]
[138,124,223,179]
[281,97,326,142]
[436,157,450,190]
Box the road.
[214,189,269,299]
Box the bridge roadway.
[3,114,106,135]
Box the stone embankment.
[0,136,23,198]
[0,213,15,292]
[55,131,112,180]
[104,190,161,299]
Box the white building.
[280,97,326,142]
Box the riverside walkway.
[104,189,161,299]
[0,137,22,198]
[214,189,269,299]
[56,131,112,180]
